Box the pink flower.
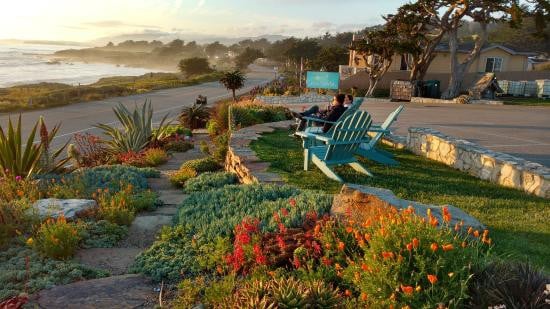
[15,175,22,181]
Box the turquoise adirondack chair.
[302,110,373,182]
[300,97,365,135]
[356,105,404,166]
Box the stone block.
[31,199,98,220]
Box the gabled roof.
[435,42,538,56]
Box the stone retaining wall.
[225,121,293,185]
[407,127,549,198]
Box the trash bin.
[423,80,441,98]
[196,95,207,105]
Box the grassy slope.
[0,72,223,113]
[250,129,550,270]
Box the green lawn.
[501,97,550,106]
[250,129,550,270]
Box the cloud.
[82,20,160,29]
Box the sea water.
[0,43,155,88]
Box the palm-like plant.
[95,100,171,154]
[0,116,69,178]
[220,70,246,102]
[179,103,210,130]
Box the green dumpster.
[423,80,441,98]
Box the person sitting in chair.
[344,94,354,108]
[296,93,347,133]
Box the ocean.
[0,43,156,88]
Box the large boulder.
[30,199,98,221]
[332,184,484,231]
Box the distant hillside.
[91,32,289,46]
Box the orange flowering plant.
[94,184,136,226]
[340,205,492,308]
[32,215,81,259]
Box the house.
[348,41,538,74]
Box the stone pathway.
[29,139,208,308]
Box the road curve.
[0,68,274,149]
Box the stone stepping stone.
[120,215,174,248]
[74,248,143,275]
[29,274,158,309]
[151,205,179,216]
[157,190,188,205]
[147,177,173,191]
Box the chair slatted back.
[324,111,372,162]
[367,105,404,148]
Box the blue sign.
[306,71,340,90]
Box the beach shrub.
[32,216,81,260]
[184,172,237,193]
[94,187,135,226]
[212,132,229,163]
[169,168,198,187]
[165,141,194,152]
[180,157,221,174]
[199,141,210,154]
[0,200,33,247]
[79,220,128,249]
[0,245,108,302]
[143,148,168,166]
[231,102,291,128]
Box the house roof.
[435,42,538,56]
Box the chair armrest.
[301,116,338,125]
[368,127,390,133]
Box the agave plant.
[95,100,171,153]
[0,116,69,178]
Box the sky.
[0,0,407,43]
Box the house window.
[400,54,413,71]
[485,57,503,72]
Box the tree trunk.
[232,89,236,102]
[442,22,488,99]
[366,78,379,97]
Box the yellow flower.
[448,272,455,278]
[415,285,422,292]
[26,237,34,246]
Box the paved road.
[361,101,550,167]
[0,68,273,149]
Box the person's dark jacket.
[322,104,346,133]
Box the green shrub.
[231,102,291,128]
[199,141,210,155]
[206,120,221,137]
[130,190,161,212]
[165,141,194,152]
[32,216,81,259]
[0,245,108,302]
[169,168,198,187]
[184,172,237,193]
[180,157,221,174]
[95,186,136,226]
[79,220,128,248]
[0,200,34,247]
[143,148,169,166]
[212,132,229,163]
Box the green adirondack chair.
[356,105,404,166]
[302,110,373,182]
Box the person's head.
[344,94,354,106]
[332,94,346,106]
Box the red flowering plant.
[340,204,492,308]
[225,217,266,274]
[116,151,147,167]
